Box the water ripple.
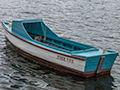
[0,0,120,90]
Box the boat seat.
[45,38,75,51]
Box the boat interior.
[23,22,94,51]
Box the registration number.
[56,55,74,63]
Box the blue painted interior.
[12,19,94,51]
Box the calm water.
[0,0,120,90]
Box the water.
[0,0,120,90]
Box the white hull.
[5,30,86,72]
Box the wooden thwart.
[96,56,105,75]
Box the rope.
[44,25,46,42]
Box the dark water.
[0,0,120,90]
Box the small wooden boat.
[2,19,118,77]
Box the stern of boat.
[72,49,118,77]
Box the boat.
[2,19,118,77]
